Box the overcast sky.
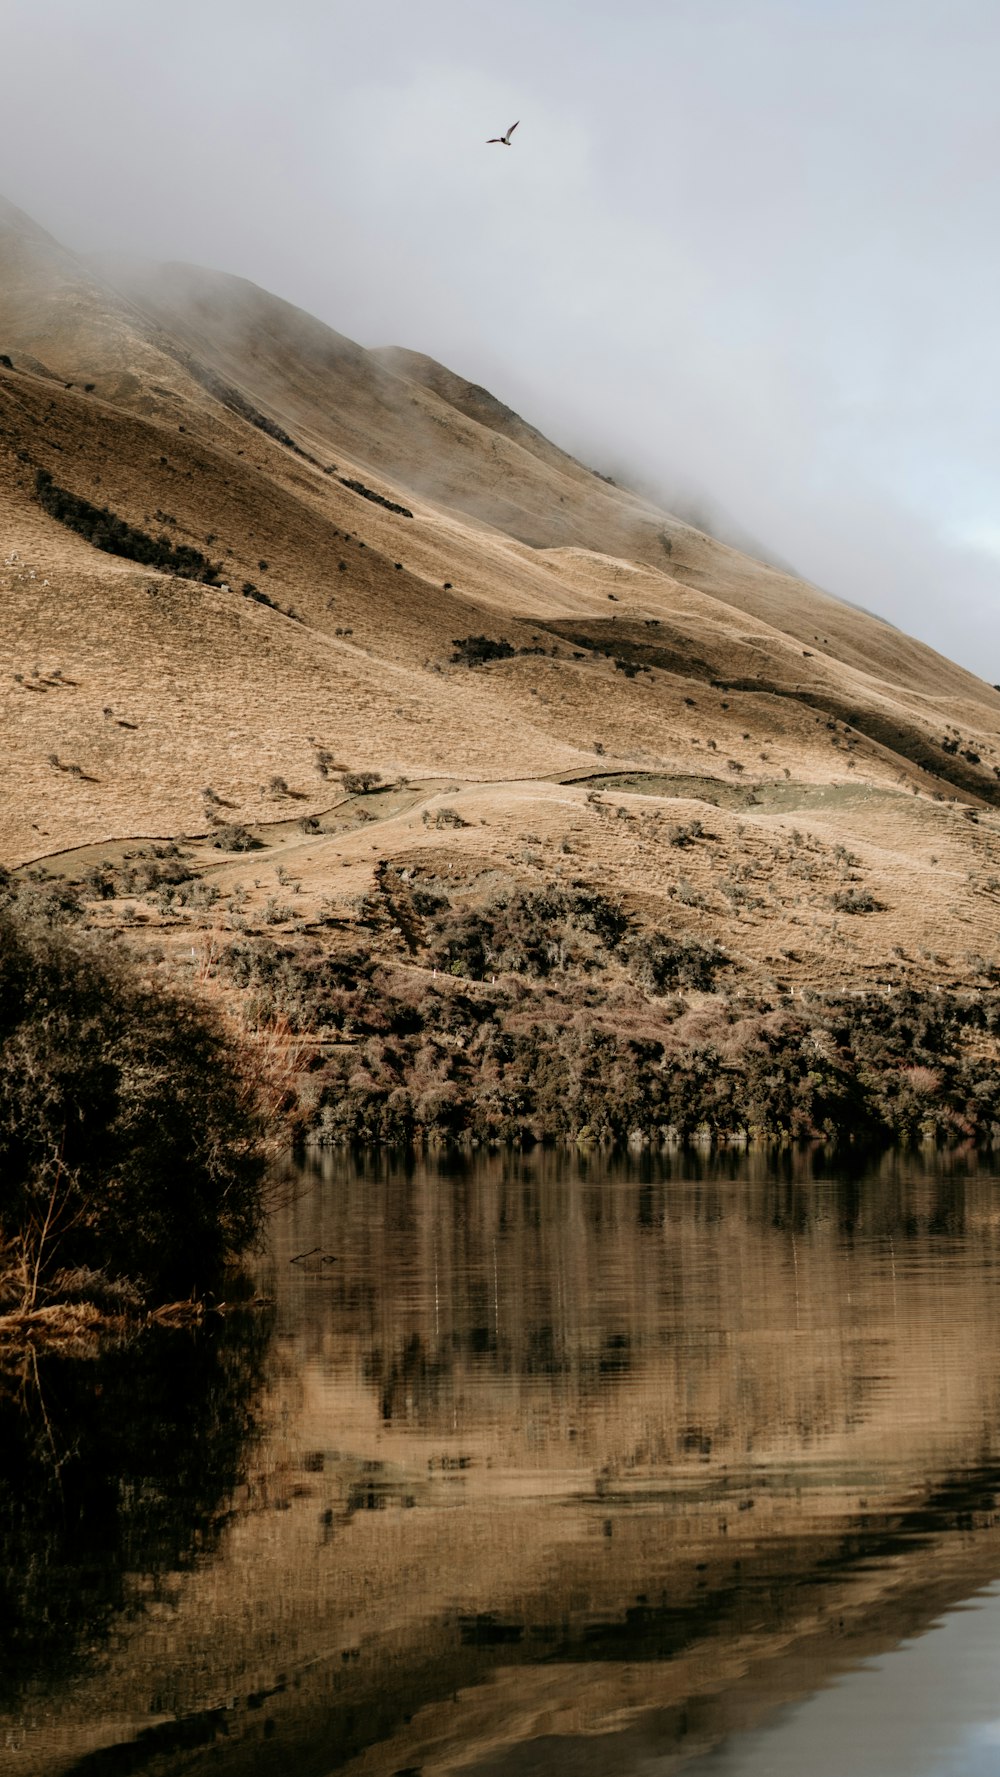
[3,0,999,675]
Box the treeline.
[212,882,1000,1149]
[309,976,1000,1149]
[35,470,222,582]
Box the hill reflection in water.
[7,1147,1000,1776]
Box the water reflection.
[5,1149,1000,1776]
[0,1309,271,1712]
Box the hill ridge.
[3,193,1000,1054]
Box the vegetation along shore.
[4,192,1000,1323]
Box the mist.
[2,0,998,675]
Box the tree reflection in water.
[0,1305,272,1708]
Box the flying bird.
[487,120,519,146]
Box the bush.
[35,472,222,582]
[338,476,413,518]
[0,883,265,1303]
[425,886,629,980]
[211,823,261,852]
[450,635,516,667]
[627,932,725,993]
[342,770,383,794]
[667,820,704,847]
[831,887,882,914]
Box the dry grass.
[0,1299,105,1350]
[2,199,1000,1006]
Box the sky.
[3,0,999,675]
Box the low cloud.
[2,0,998,675]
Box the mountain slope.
[3,193,1000,1030]
[103,255,994,704]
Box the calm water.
[5,1148,1000,1775]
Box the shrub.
[211,823,261,852]
[667,820,704,847]
[450,635,516,667]
[35,472,222,582]
[338,476,413,518]
[0,882,265,1303]
[627,932,725,993]
[425,886,629,980]
[831,887,882,914]
[342,770,383,794]
[242,583,278,609]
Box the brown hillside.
[3,193,1000,1027]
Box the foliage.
[831,887,883,913]
[338,476,413,518]
[35,470,222,582]
[211,823,261,851]
[450,635,517,667]
[242,581,279,608]
[275,939,1000,1148]
[82,847,195,899]
[0,879,265,1304]
[424,885,631,980]
[626,931,725,993]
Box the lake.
[5,1147,1000,1775]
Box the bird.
[487,120,519,146]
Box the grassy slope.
[3,195,1000,1039]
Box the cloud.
[1,0,998,675]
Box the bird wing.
[506,120,520,140]
[486,136,502,143]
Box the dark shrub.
[338,476,413,518]
[0,885,265,1303]
[242,583,278,609]
[831,887,883,913]
[627,932,725,993]
[450,635,516,667]
[426,886,630,980]
[35,472,222,582]
[211,823,261,852]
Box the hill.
[3,193,1000,1144]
